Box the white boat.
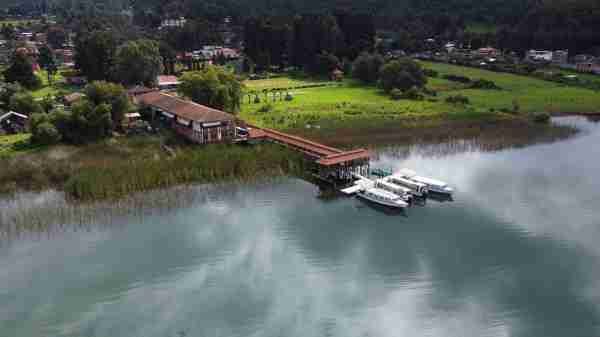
[357,188,409,209]
[398,169,454,195]
[375,179,414,202]
[387,174,429,197]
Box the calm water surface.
[2,117,600,337]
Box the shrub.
[402,87,425,100]
[33,122,61,145]
[258,103,274,113]
[471,79,500,90]
[445,95,470,105]
[531,111,550,123]
[352,52,385,84]
[423,68,439,77]
[379,58,427,93]
[443,74,471,83]
[390,88,404,100]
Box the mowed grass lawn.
[32,70,79,99]
[240,63,600,130]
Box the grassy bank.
[240,64,600,132]
[0,136,305,201]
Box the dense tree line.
[244,12,374,74]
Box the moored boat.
[357,188,409,209]
[397,169,454,195]
[387,174,429,197]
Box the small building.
[576,60,600,74]
[123,112,142,128]
[573,54,594,64]
[0,111,29,134]
[478,47,499,57]
[63,92,85,106]
[157,75,180,91]
[527,50,553,62]
[552,50,569,65]
[330,68,344,81]
[135,92,236,144]
[160,17,186,29]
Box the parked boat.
[397,169,454,195]
[387,175,429,197]
[357,188,409,209]
[375,179,414,203]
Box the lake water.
[2,117,600,337]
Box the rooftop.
[136,92,234,123]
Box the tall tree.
[113,39,163,86]
[3,51,41,89]
[178,65,244,113]
[85,81,131,128]
[46,26,68,48]
[74,30,118,81]
[379,58,427,92]
[38,45,58,85]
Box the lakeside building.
[576,59,600,74]
[135,92,236,144]
[477,47,499,57]
[0,111,29,134]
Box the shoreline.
[0,115,579,202]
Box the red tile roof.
[136,92,234,123]
[316,149,370,166]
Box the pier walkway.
[248,126,370,182]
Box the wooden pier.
[247,126,370,183]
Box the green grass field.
[32,70,79,99]
[0,133,39,158]
[0,19,40,26]
[240,63,600,130]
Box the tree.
[74,30,118,81]
[1,24,15,40]
[85,81,131,128]
[113,39,163,87]
[30,113,61,145]
[9,91,44,115]
[38,45,58,85]
[3,51,41,89]
[314,52,340,76]
[352,52,384,84]
[178,65,244,113]
[379,58,427,93]
[0,82,23,106]
[51,101,113,144]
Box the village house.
[160,17,186,29]
[135,92,236,144]
[526,50,553,62]
[62,92,85,106]
[575,59,600,74]
[0,111,29,134]
[478,47,499,57]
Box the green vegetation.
[244,77,334,91]
[241,63,600,131]
[465,23,497,34]
[0,136,304,200]
[0,134,44,158]
[178,65,244,113]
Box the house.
[157,75,180,90]
[576,60,600,74]
[160,17,186,29]
[527,50,553,62]
[478,47,499,57]
[0,111,29,134]
[135,92,236,144]
[573,54,594,64]
[552,50,569,65]
[63,92,85,106]
[330,68,344,81]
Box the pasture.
[240,63,600,130]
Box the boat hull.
[357,192,408,209]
